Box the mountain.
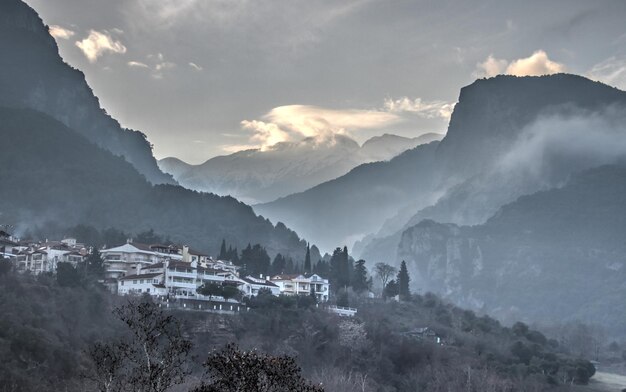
[0,0,173,185]
[0,107,307,258]
[159,133,442,204]
[397,165,626,336]
[358,75,626,261]
[255,141,442,251]
[358,132,442,162]
[256,74,626,254]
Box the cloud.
[127,53,176,78]
[587,56,626,90]
[189,62,203,71]
[506,50,566,76]
[499,107,626,180]
[128,61,149,68]
[383,97,456,119]
[48,25,75,40]
[75,30,127,62]
[474,55,508,78]
[236,105,400,151]
[474,50,566,78]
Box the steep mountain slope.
[0,0,173,184]
[0,107,306,258]
[255,141,442,251]
[397,165,626,336]
[160,133,442,204]
[354,75,626,260]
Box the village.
[0,228,342,314]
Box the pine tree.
[397,260,411,300]
[304,243,311,274]
[271,253,286,275]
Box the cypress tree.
[304,243,311,274]
[397,260,411,300]
[219,239,227,260]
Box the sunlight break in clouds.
[48,25,74,40]
[237,105,400,151]
[75,30,127,63]
[383,97,455,120]
[475,50,566,78]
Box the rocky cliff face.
[0,0,174,185]
[358,74,626,262]
[397,166,626,335]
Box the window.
[140,279,144,284]
[133,280,137,284]
[146,288,150,293]
[153,279,158,284]
[138,289,142,293]
[121,281,124,286]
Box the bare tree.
[87,300,192,392]
[374,263,396,293]
[194,343,323,392]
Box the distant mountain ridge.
[0,0,173,184]
[256,74,626,253]
[159,132,442,204]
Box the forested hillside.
[0,107,306,258]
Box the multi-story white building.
[270,273,330,302]
[11,239,87,274]
[101,241,215,280]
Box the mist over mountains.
[160,132,442,204]
[257,75,626,255]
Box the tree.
[240,244,271,277]
[221,285,242,302]
[198,283,223,301]
[329,247,351,293]
[57,262,81,287]
[219,239,227,260]
[85,248,105,281]
[87,300,192,392]
[397,260,410,300]
[193,343,323,392]
[351,259,369,293]
[374,263,396,293]
[271,254,286,275]
[383,279,399,299]
[304,243,311,274]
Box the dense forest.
[0,254,607,392]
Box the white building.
[11,239,87,274]
[240,276,281,297]
[118,272,167,296]
[270,273,330,302]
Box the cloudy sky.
[26,0,626,164]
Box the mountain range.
[256,74,626,254]
[159,132,442,204]
[0,0,307,259]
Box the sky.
[25,0,626,164]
